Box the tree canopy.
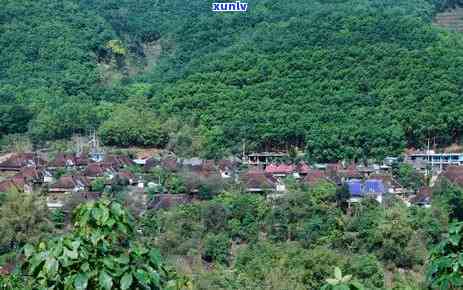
[2,0,463,158]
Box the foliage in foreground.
[21,199,188,289]
[428,221,463,289]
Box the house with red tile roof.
[338,163,362,181]
[439,165,463,187]
[0,262,14,276]
[265,163,295,177]
[48,190,102,210]
[48,153,89,168]
[240,167,285,193]
[186,160,221,179]
[49,153,78,168]
[104,155,134,168]
[304,169,330,186]
[0,153,46,171]
[84,163,117,179]
[18,166,53,184]
[49,175,90,193]
[325,162,343,174]
[160,158,179,172]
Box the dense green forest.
[2,0,463,160]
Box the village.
[1,140,461,213]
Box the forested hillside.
[2,0,463,161]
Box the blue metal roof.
[364,179,385,194]
[347,179,386,197]
[348,180,363,197]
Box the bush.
[166,175,187,194]
[202,202,229,234]
[91,178,106,192]
[50,209,65,229]
[22,199,187,289]
[346,255,385,289]
[202,233,231,265]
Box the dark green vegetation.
[0,198,187,289]
[138,182,453,289]
[1,0,463,160]
[2,178,463,288]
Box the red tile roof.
[50,153,78,167]
[0,153,46,170]
[104,155,134,168]
[18,167,43,182]
[265,163,295,175]
[189,160,220,178]
[440,166,463,187]
[218,159,237,171]
[50,175,90,191]
[84,163,116,178]
[0,172,34,192]
[0,263,14,276]
[241,167,277,190]
[296,162,310,174]
[304,169,328,185]
[339,167,362,179]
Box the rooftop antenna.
[89,129,104,162]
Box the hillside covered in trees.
[2,0,463,161]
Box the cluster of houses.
[2,149,463,210]
[0,152,136,208]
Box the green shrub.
[202,233,231,265]
[22,199,187,289]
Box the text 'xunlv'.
[212,2,248,12]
